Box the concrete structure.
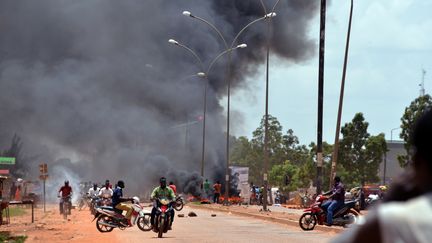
[379,140,406,185]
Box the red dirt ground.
[1,204,121,243]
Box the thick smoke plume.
[0,0,318,196]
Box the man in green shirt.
[150,177,176,230]
[203,179,211,199]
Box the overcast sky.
[228,0,431,145]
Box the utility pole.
[330,0,354,188]
[316,0,327,195]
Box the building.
[379,140,406,185]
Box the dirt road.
[1,204,338,243]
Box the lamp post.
[168,39,247,180]
[383,127,401,185]
[183,10,276,205]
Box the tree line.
[230,94,432,193]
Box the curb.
[188,204,344,234]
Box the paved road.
[114,206,337,243]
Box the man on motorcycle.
[99,180,113,199]
[112,180,134,226]
[58,180,73,214]
[321,176,345,226]
[150,177,176,230]
[168,181,177,194]
[88,183,100,197]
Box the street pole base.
[259,208,271,212]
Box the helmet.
[117,180,125,189]
[132,196,140,204]
[65,180,69,185]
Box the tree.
[268,160,299,192]
[251,114,285,172]
[338,113,385,187]
[399,94,432,167]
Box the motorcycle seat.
[344,200,357,208]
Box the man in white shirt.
[99,180,113,198]
[88,183,100,197]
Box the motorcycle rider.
[150,177,176,230]
[58,180,73,214]
[168,181,177,194]
[99,180,113,199]
[88,183,100,197]
[112,180,134,226]
[321,176,345,226]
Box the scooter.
[299,195,360,230]
[93,196,152,232]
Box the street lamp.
[182,10,276,205]
[168,39,247,180]
[383,127,401,185]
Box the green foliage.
[399,94,432,167]
[0,232,27,243]
[338,113,386,187]
[268,160,299,192]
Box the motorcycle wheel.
[344,209,360,226]
[158,217,165,238]
[174,199,184,211]
[137,213,152,231]
[96,215,115,233]
[299,213,317,231]
[63,202,69,220]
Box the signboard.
[0,157,15,165]
[0,169,9,174]
[229,166,250,202]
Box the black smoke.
[0,0,318,195]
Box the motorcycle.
[60,195,72,220]
[93,196,152,233]
[299,195,360,230]
[153,198,174,238]
[174,195,184,211]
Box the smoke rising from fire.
[0,0,318,195]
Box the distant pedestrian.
[203,179,211,199]
[213,181,222,204]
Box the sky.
[228,0,432,145]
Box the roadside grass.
[3,207,27,217]
[0,232,27,243]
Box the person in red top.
[58,180,73,214]
[213,181,222,204]
[169,181,177,194]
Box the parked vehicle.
[153,198,174,238]
[93,196,151,232]
[299,195,360,230]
